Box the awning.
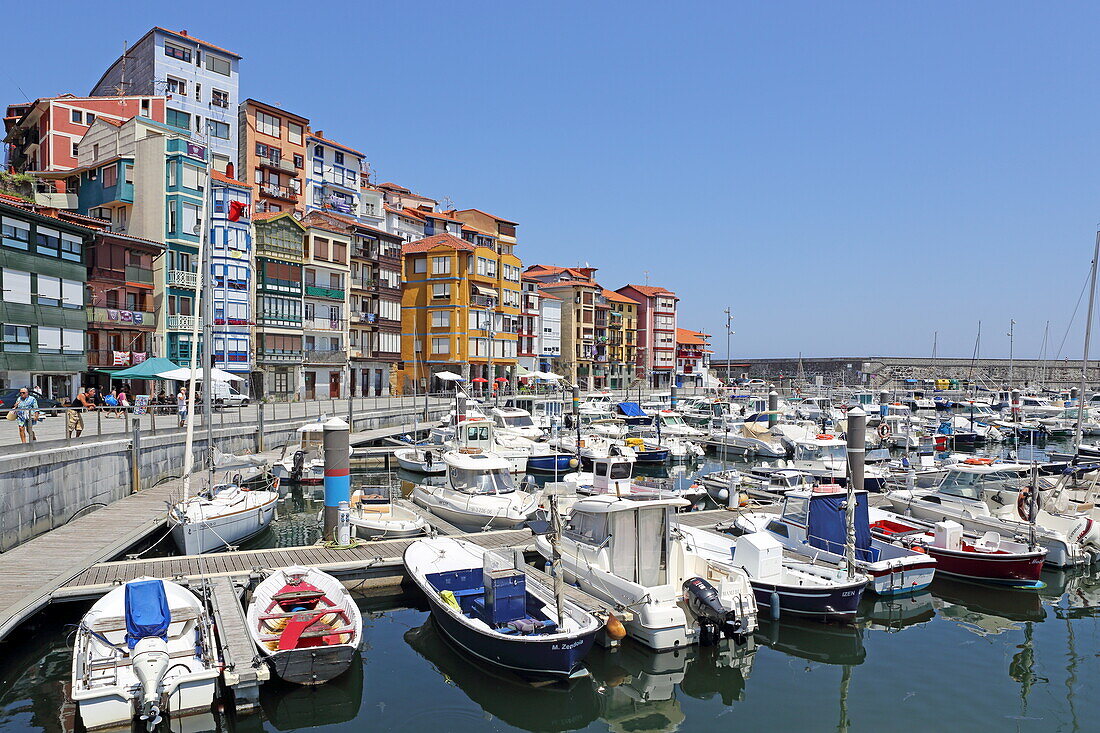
[472,285,498,298]
[100,357,181,379]
[156,367,247,383]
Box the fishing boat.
[884,460,1100,566]
[247,566,363,685]
[736,487,938,595]
[272,420,327,485]
[535,495,758,650]
[685,525,870,622]
[346,489,428,539]
[411,449,540,531]
[169,482,279,554]
[71,578,219,731]
[867,511,1046,587]
[404,537,602,679]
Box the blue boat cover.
[806,493,874,562]
[125,579,171,649]
[617,402,646,417]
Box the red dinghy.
[868,509,1046,588]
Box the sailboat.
[168,160,278,554]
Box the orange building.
[237,99,308,214]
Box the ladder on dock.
[206,576,269,712]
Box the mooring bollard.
[768,389,779,428]
[131,419,142,494]
[845,406,866,579]
[322,417,351,542]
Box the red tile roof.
[539,291,562,300]
[420,209,458,221]
[620,283,678,298]
[306,209,399,240]
[378,182,410,193]
[98,117,123,127]
[676,328,709,345]
[538,279,598,290]
[455,208,517,225]
[210,169,247,186]
[155,27,242,59]
[307,131,364,157]
[402,232,476,254]
[602,289,638,304]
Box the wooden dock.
[206,576,269,711]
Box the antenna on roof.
[644,270,650,285]
[114,42,129,96]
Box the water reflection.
[931,576,1046,636]
[258,657,364,731]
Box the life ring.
[815,433,834,441]
[458,447,482,454]
[1017,486,1039,522]
[878,423,891,439]
[963,457,994,466]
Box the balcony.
[304,317,345,332]
[90,266,125,282]
[303,349,347,364]
[259,182,298,202]
[257,155,296,174]
[88,307,155,327]
[167,270,197,288]
[258,349,303,363]
[126,265,155,285]
[470,295,493,307]
[167,314,201,330]
[350,312,379,325]
[305,284,345,300]
[87,349,154,368]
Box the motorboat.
[689,525,870,622]
[247,566,363,684]
[394,442,447,474]
[169,482,279,554]
[878,414,923,450]
[616,401,655,426]
[867,511,1046,587]
[704,466,815,502]
[535,495,757,650]
[551,432,637,468]
[736,487,937,595]
[622,436,671,464]
[562,455,708,509]
[443,419,529,475]
[579,391,618,416]
[781,432,888,491]
[706,413,788,459]
[884,461,1100,566]
[273,420,327,485]
[346,489,428,539]
[1016,395,1067,419]
[490,406,545,440]
[71,578,219,730]
[651,411,707,438]
[405,538,603,679]
[663,435,706,461]
[411,449,539,531]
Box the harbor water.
[2,444,1098,732]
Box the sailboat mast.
[181,153,212,499]
[1073,231,1100,451]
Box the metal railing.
[167,314,200,330]
[304,284,345,300]
[167,270,197,288]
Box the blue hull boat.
[633,448,671,464]
[526,453,580,474]
[404,538,602,679]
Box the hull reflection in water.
[404,619,601,732]
[932,575,1046,636]
[259,652,364,730]
[756,617,867,666]
[861,591,936,631]
[406,619,757,733]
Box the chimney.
[315,130,323,138]
[180,30,189,36]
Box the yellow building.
[397,231,522,394]
[604,289,640,389]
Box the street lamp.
[724,308,735,387]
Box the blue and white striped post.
[322,416,351,541]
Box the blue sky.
[5,1,1099,359]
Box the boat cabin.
[775,488,874,561]
[296,420,326,453]
[934,462,1030,501]
[490,407,539,433]
[590,455,635,495]
[445,450,517,495]
[790,434,847,463]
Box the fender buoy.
[605,613,627,641]
[1018,486,1040,522]
[964,457,994,466]
[815,433,835,441]
[878,423,891,439]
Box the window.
[206,55,231,76]
[211,89,230,108]
[124,165,133,184]
[38,326,62,354]
[432,283,450,299]
[431,337,449,354]
[36,275,61,306]
[313,237,329,261]
[334,151,344,165]
[332,241,346,263]
[60,233,82,262]
[207,120,229,139]
[62,328,83,354]
[2,217,31,250]
[195,115,203,132]
[102,165,118,188]
[293,154,303,169]
[183,165,202,191]
[36,227,60,256]
[431,310,450,328]
[71,141,79,157]
[182,202,201,235]
[167,77,187,96]
[288,123,303,145]
[313,145,324,159]
[2,325,30,352]
[256,111,280,138]
[166,108,190,130]
[431,256,450,274]
[164,42,191,62]
[194,82,202,101]
[412,258,426,274]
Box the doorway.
[304,372,316,399]
[329,371,341,398]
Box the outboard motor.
[291,450,305,482]
[682,577,743,645]
[132,636,169,728]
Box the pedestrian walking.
[68,386,96,438]
[13,387,38,443]
[177,386,188,427]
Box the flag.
[228,200,247,222]
[112,351,130,366]
[132,352,147,364]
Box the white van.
[196,380,250,407]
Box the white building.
[304,131,364,219]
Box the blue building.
[208,171,253,375]
[305,131,365,219]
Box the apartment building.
[89,28,241,172]
[299,212,350,398]
[252,211,306,398]
[603,289,639,389]
[208,170,252,376]
[616,284,678,388]
[676,329,713,387]
[237,99,307,214]
[305,131,364,219]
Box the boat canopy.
[617,401,646,417]
[803,492,874,562]
[124,579,171,648]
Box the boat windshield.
[449,466,515,494]
[799,444,845,461]
[504,415,535,428]
[662,414,687,426]
[938,470,1027,500]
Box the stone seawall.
[0,405,447,552]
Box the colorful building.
[4,94,164,182]
[524,265,602,388]
[252,211,306,398]
[89,28,241,172]
[237,99,307,214]
[207,170,253,376]
[616,284,678,388]
[676,328,713,387]
[603,289,639,389]
[305,131,364,219]
[299,212,351,398]
[0,197,91,398]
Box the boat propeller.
[139,702,162,731]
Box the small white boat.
[170,483,279,554]
[562,455,708,509]
[273,420,327,485]
[394,445,446,474]
[490,406,545,440]
[412,449,540,531]
[347,489,428,539]
[71,578,219,731]
[247,566,363,685]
